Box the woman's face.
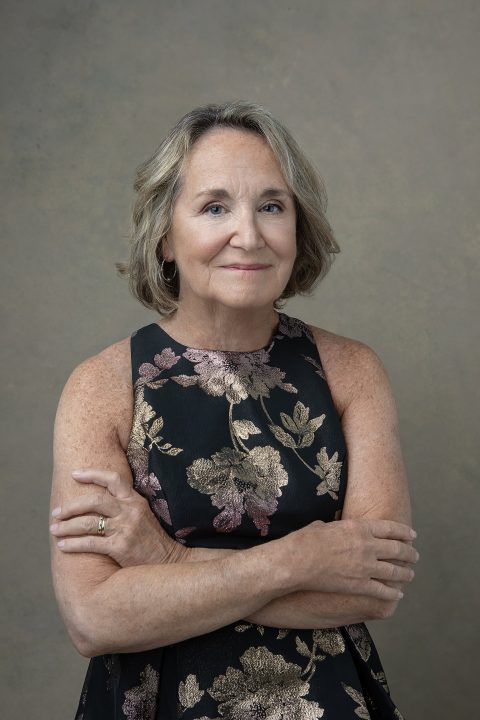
[163,127,297,311]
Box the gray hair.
[115,100,340,315]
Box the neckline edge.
[149,311,285,354]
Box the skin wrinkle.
[50,128,416,656]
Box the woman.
[50,101,419,719]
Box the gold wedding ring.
[97,515,106,536]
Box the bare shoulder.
[59,335,134,451]
[306,323,391,417]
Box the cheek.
[273,227,297,260]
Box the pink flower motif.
[172,349,296,404]
[186,445,289,536]
[122,665,159,720]
[278,313,315,342]
[137,348,181,383]
[175,526,196,544]
[134,471,172,526]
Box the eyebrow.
[193,187,293,201]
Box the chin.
[214,291,277,309]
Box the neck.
[160,303,281,352]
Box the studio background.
[1,1,478,718]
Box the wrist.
[259,534,301,595]
[161,538,191,564]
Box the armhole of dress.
[306,322,349,515]
[304,323,328,383]
[125,330,138,463]
[130,329,139,388]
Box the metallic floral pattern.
[122,665,159,720]
[171,347,297,404]
[75,311,404,720]
[207,646,324,719]
[186,444,289,535]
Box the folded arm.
[50,354,297,657]
[188,332,416,627]
[50,337,416,658]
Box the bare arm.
[189,547,384,627]
[162,336,417,628]
[50,356,295,657]
[51,344,416,654]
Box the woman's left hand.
[50,468,189,567]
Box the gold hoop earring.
[160,258,177,282]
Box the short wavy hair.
[115,100,340,315]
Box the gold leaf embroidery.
[144,379,169,390]
[234,623,251,633]
[295,637,312,658]
[299,433,317,449]
[302,354,326,381]
[186,445,288,536]
[312,628,346,656]
[178,673,204,710]
[176,348,296,404]
[232,419,262,439]
[275,402,325,450]
[314,448,343,500]
[345,624,372,662]
[269,423,297,448]
[341,682,370,719]
[371,669,390,694]
[206,646,324,718]
[122,664,159,720]
[150,416,164,436]
[171,374,199,387]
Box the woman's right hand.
[284,518,419,601]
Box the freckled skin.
[50,127,416,659]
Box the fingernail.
[398,591,404,598]
[72,469,84,476]
[51,507,61,517]
[50,523,58,532]
[57,540,65,548]
[410,529,417,538]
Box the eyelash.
[203,202,283,216]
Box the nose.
[229,208,265,250]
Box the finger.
[374,561,415,584]
[377,539,419,564]
[52,493,117,521]
[56,536,112,555]
[72,469,132,500]
[50,515,110,538]
[369,519,416,541]
[365,579,404,601]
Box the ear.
[160,235,174,262]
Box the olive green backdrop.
[1,1,478,717]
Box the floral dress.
[75,311,404,719]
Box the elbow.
[62,611,99,658]
[65,613,104,659]
[61,594,111,658]
[71,633,98,659]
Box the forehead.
[181,128,287,190]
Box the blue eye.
[203,202,282,216]
[205,204,225,215]
[263,203,282,213]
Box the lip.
[222,264,270,270]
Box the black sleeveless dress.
[75,311,404,720]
